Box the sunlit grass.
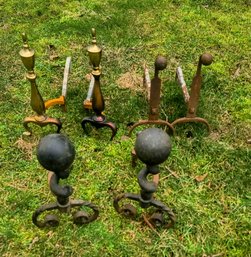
[0,0,250,256]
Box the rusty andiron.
[32,134,99,228]
[114,128,176,228]
[81,28,117,140]
[172,53,213,132]
[128,56,174,137]
[19,33,71,135]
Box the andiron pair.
[128,53,213,138]
[19,30,117,140]
[33,128,175,229]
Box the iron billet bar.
[83,75,95,109]
[44,56,71,111]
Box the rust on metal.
[128,56,174,137]
[173,53,213,132]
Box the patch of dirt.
[116,68,143,92]
[15,137,38,160]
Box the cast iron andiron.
[114,128,176,229]
[81,28,117,140]
[172,53,213,132]
[32,134,99,228]
[128,56,174,137]
[19,33,71,135]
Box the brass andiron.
[128,56,175,137]
[19,33,71,135]
[172,53,213,132]
[33,134,99,228]
[114,128,176,229]
[81,28,117,140]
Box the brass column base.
[23,115,62,136]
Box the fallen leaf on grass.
[195,173,208,182]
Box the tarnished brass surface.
[82,28,117,140]
[87,28,102,75]
[19,33,45,116]
[23,116,62,136]
[19,33,68,135]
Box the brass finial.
[91,28,97,44]
[87,28,102,75]
[21,32,29,49]
[19,32,35,72]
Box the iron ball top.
[37,134,75,179]
[135,128,172,166]
[200,53,213,66]
[155,56,167,71]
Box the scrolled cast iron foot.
[113,193,140,218]
[32,202,61,228]
[171,117,211,133]
[149,199,176,229]
[128,120,175,137]
[23,116,62,136]
[71,200,99,225]
[113,193,175,229]
[81,115,117,141]
[32,200,99,228]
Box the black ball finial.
[135,128,172,166]
[37,134,75,179]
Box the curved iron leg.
[32,202,59,228]
[113,193,140,214]
[70,199,99,225]
[23,116,62,136]
[150,198,176,229]
[114,193,175,229]
[171,117,210,133]
[81,116,117,140]
[128,120,174,137]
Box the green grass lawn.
[0,0,250,256]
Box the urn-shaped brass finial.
[19,32,35,73]
[87,28,102,75]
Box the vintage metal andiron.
[172,53,213,132]
[81,28,117,140]
[32,134,99,228]
[128,56,174,137]
[19,33,71,135]
[114,128,176,229]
